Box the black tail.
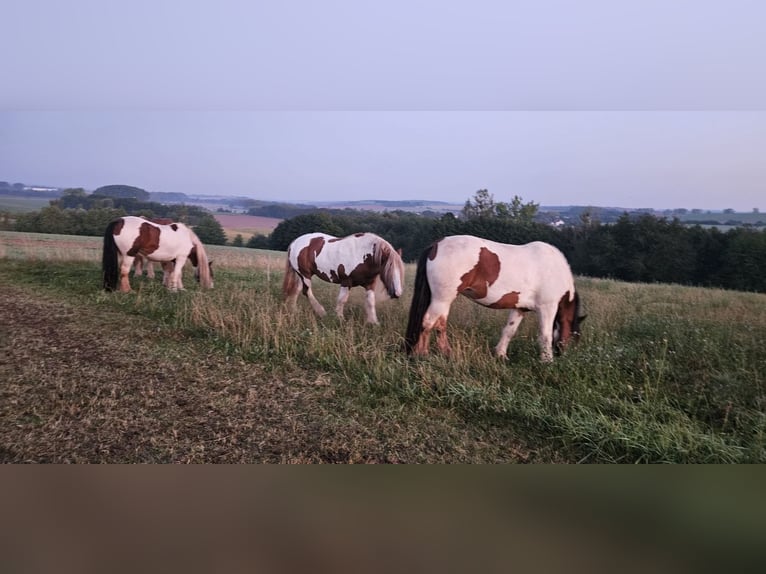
[102,219,121,291]
[404,245,434,354]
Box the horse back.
[288,232,385,287]
[428,235,574,309]
[114,216,194,261]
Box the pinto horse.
[283,232,405,324]
[102,216,214,292]
[404,235,585,362]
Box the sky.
[2,0,765,211]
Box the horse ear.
[397,248,403,256]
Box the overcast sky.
[2,0,765,210]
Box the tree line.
[6,188,765,292]
[252,191,765,293]
[12,188,228,245]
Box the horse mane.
[186,225,214,289]
[374,236,403,297]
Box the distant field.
[0,195,53,213]
[213,213,282,241]
[676,211,765,225]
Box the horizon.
[3,179,760,214]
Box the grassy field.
[213,214,282,242]
[1,230,764,463]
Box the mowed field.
[1,230,765,464]
[213,214,282,241]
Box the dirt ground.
[0,281,525,463]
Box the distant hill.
[93,184,149,200]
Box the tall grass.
[3,230,765,462]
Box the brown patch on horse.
[297,236,326,277]
[488,291,521,309]
[127,222,161,257]
[327,252,379,288]
[458,247,501,300]
[113,218,125,235]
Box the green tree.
[461,189,496,219]
[231,234,244,247]
[246,234,271,249]
[269,211,347,250]
[192,215,227,245]
[504,195,539,223]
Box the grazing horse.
[283,232,405,324]
[404,235,585,362]
[102,216,214,292]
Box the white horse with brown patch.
[404,235,585,361]
[283,232,405,324]
[102,216,214,292]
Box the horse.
[283,232,405,324]
[102,216,214,292]
[404,235,585,362]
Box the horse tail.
[102,219,121,291]
[282,251,302,300]
[404,244,433,354]
[190,230,213,289]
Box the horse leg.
[536,304,558,362]
[494,309,525,359]
[168,256,188,291]
[119,255,134,292]
[433,315,451,356]
[417,301,453,356]
[145,260,155,279]
[302,280,327,317]
[161,261,174,288]
[363,288,378,324]
[335,286,351,320]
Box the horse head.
[553,291,587,355]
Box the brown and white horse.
[102,216,214,292]
[283,232,405,324]
[404,235,585,361]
